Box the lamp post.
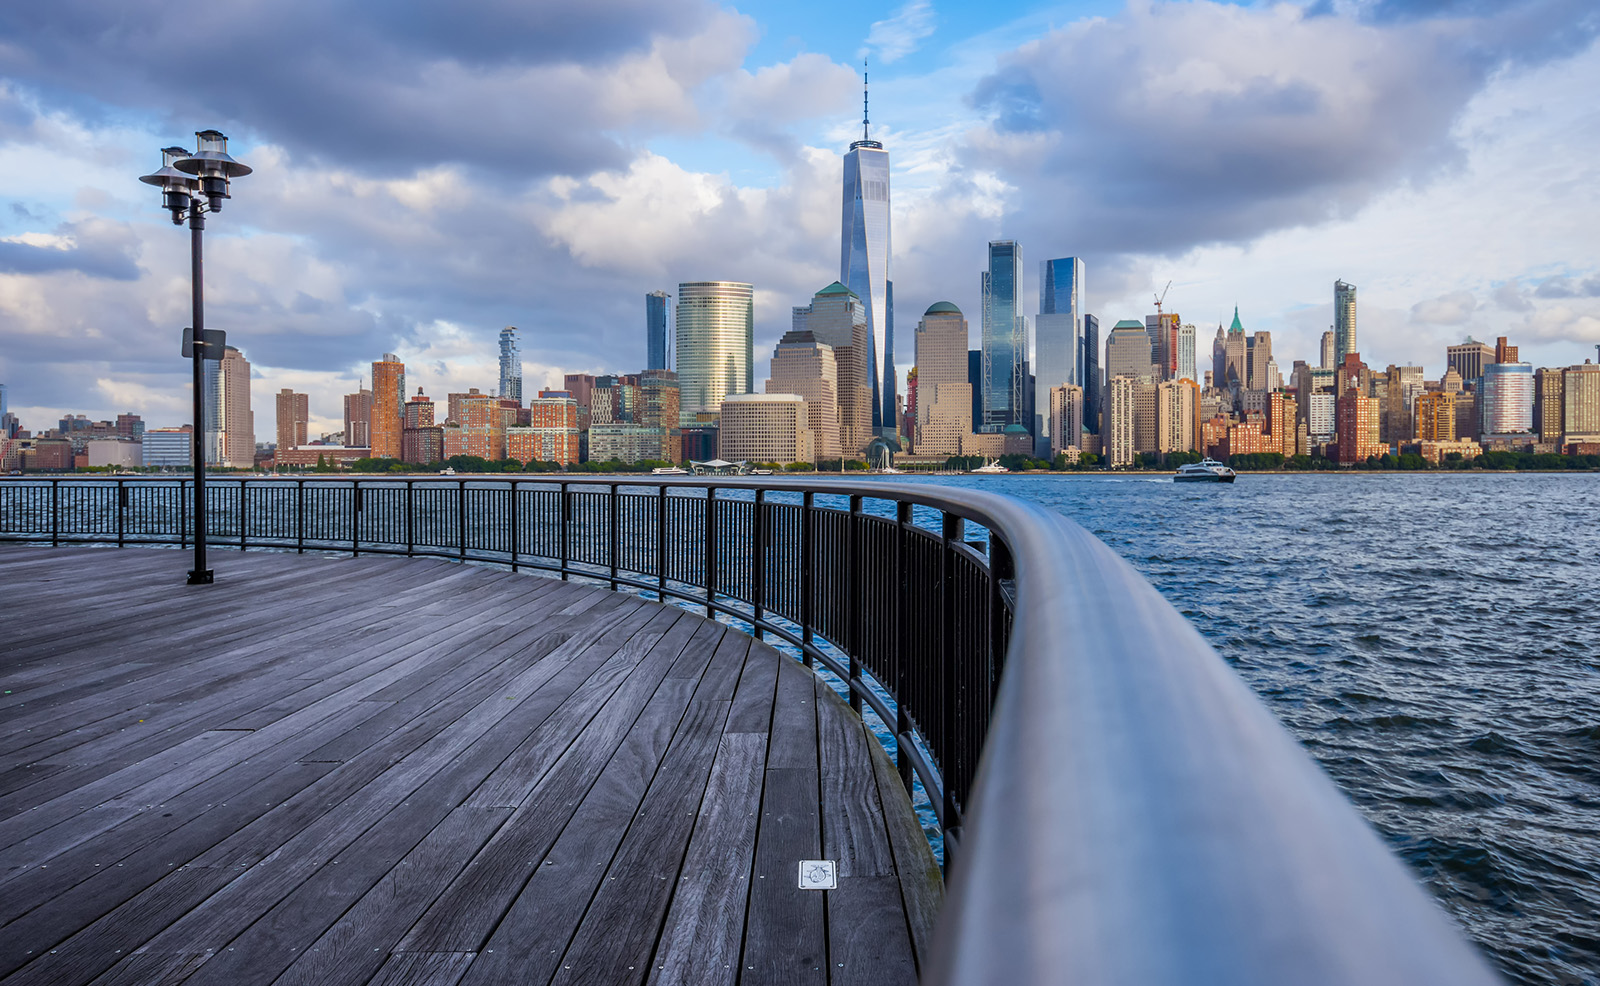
[140,131,251,585]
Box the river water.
[887,472,1599,986]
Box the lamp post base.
[187,569,214,585]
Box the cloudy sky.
[2,0,1597,437]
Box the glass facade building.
[841,136,893,432]
[982,241,1027,432]
[1035,257,1084,455]
[498,326,522,403]
[1480,362,1534,436]
[1083,314,1100,434]
[646,290,670,371]
[1334,280,1357,366]
[675,282,754,426]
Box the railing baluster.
[352,481,361,557]
[608,482,619,590]
[116,480,126,547]
[50,479,58,547]
[704,486,717,618]
[509,481,519,572]
[656,485,667,601]
[848,493,863,714]
[559,482,570,580]
[896,499,913,794]
[457,479,467,560]
[239,480,248,552]
[940,510,963,862]
[801,490,814,666]
[752,488,766,640]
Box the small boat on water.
[650,466,689,475]
[1174,458,1236,483]
[971,459,1009,474]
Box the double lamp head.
[139,130,252,224]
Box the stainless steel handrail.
[0,475,1502,984]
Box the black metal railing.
[0,475,1502,985]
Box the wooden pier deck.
[0,546,940,986]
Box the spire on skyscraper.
[862,59,870,142]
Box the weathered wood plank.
[366,951,475,986]
[740,766,826,985]
[816,684,895,879]
[646,732,766,986]
[864,719,944,975]
[765,657,819,770]
[723,641,779,735]
[825,874,919,986]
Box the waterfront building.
[1535,368,1564,443]
[1265,391,1297,457]
[1212,326,1227,389]
[766,330,841,462]
[1414,391,1457,441]
[1454,391,1479,442]
[718,393,813,464]
[205,346,254,467]
[1336,386,1381,464]
[1412,439,1483,464]
[793,282,873,456]
[496,327,522,403]
[142,426,192,468]
[402,425,444,464]
[1133,378,1159,454]
[1248,332,1273,392]
[1106,376,1136,467]
[968,350,983,433]
[1383,366,1425,444]
[1480,362,1534,437]
[588,424,670,464]
[1157,379,1199,454]
[981,241,1028,433]
[1495,336,1518,364]
[676,281,754,426]
[1447,338,1494,384]
[1177,323,1197,384]
[343,387,372,450]
[1223,309,1247,395]
[638,370,682,462]
[915,302,974,457]
[1563,362,1600,441]
[116,413,144,441]
[370,354,405,460]
[1106,321,1157,382]
[404,389,436,429]
[85,439,139,469]
[1083,314,1101,434]
[513,397,580,465]
[275,389,308,450]
[1048,384,1085,458]
[1334,281,1357,365]
[1145,312,1180,381]
[840,87,894,431]
[1037,257,1084,455]
[1320,330,1335,370]
[1225,419,1274,458]
[448,389,507,460]
[1307,393,1337,443]
[646,291,670,371]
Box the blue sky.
[1,0,1598,435]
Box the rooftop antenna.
[862,58,871,141]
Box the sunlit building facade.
[675,281,754,425]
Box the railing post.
[752,488,766,640]
[895,499,913,794]
[940,510,964,862]
[296,479,306,554]
[116,480,127,548]
[405,480,414,557]
[608,482,619,590]
[508,480,519,572]
[239,480,248,552]
[559,482,570,580]
[848,493,863,714]
[704,486,717,619]
[50,479,58,547]
[656,485,667,600]
[801,490,814,666]
[180,479,188,550]
[352,481,361,557]
[457,479,467,561]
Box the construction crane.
[1153,281,1172,315]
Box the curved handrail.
[0,475,1502,983]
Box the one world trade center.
[840,70,894,435]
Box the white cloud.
[863,1,937,64]
[1411,290,1478,325]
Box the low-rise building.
[718,394,813,465]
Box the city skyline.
[0,0,1597,437]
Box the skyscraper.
[1447,338,1494,383]
[275,389,308,449]
[766,330,841,461]
[1082,314,1100,434]
[1177,323,1197,384]
[1106,321,1157,382]
[793,282,872,455]
[1320,331,1336,370]
[498,327,522,403]
[914,301,972,456]
[840,72,893,432]
[343,387,372,449]
[1036,257,1084,456]
[646,291,670,371]
[204,347,254,467]
[675,281,754,425]
[1334,280,1357,365]
[370,354,406,460]
[981,241,1026,432]
[1480,362,1534,437]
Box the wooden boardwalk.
[0,546,940,986]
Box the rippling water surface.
[893,472,1599,986]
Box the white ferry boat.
[1174,458,1236,483]
[650,466,689,475]
[971,459,1009,474]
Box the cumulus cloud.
[863,1,938,64]
[961,0,1599,258]
[1533,274,1600,298]
[1411,289,1478,324]
[0,0,751,177]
